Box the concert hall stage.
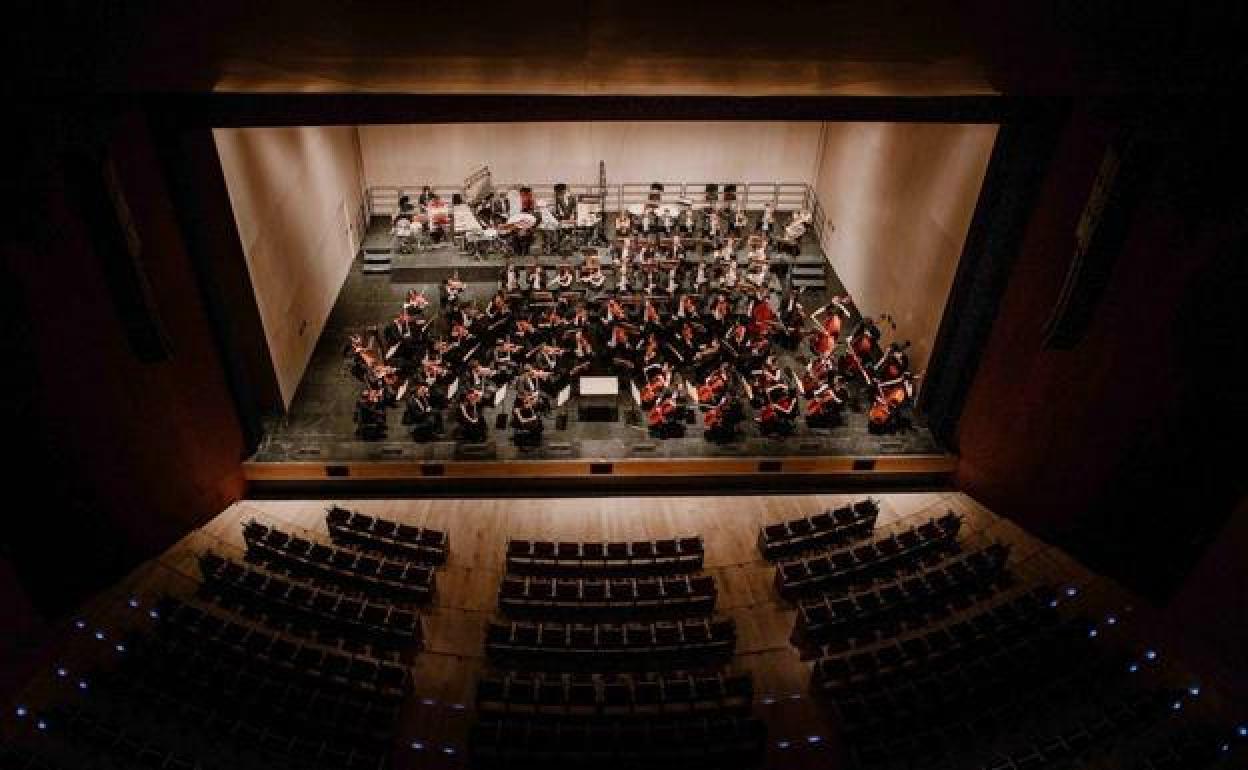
[245,217,952,488]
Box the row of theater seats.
[19,705,216,770]
[822,589,1176,768]
[757,498,880,560]
[469,715,768,769]
[198,551,422,646]
[794,542,1011,651]
[243,519,436,603]
[812,587,1058,697]
[105,625,399,750]
[506,536,705,576]
[476,670,753,718]
[325,505,448,564]
[775,512,963,599]
[474,532,766,768]
[485,618,736,669]
[153,597,409,700]
[499,573,717,620]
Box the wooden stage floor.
[249,221,948,485]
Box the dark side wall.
[2,109,247,617]
[955,101,1248,601]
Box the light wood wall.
[357,122,823,188]
[214,126,366,408]
[814,122,998,375]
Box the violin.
[647,396,677,427]
[704,402,726,429]
[697,369,727,403]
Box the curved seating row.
[757,498,879,560]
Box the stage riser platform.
[387,255,828,285]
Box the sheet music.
[493,385,508,409]
[447,380,459,402]
[630,381,642,406]
[556,385,572,408]
[396,380,410,402]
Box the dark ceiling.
[7,1,1246,98]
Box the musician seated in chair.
[402,382,444,441]
[703,391,745,444]
[354,387,388,441]
[425,192,449,242]
[511,392,544,447]
[805,378,849,429]
[647,390,687,439]
[756,386,798,437]
[455,389,488,442]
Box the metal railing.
[365,181,831,255]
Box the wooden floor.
[9,491,1199,770]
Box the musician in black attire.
[402,382,444,441]
[383,310,422,368]
[456,389,488,442]
[703,391,745,444]
[511,392,544,447]
[354,388,387,440]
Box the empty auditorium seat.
[756,499,880,559]
[324,506,448,565]
[506,536,705,576]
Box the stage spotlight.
[806,735,824,744]
[15,705,27,717]
[1065,586,1078,597]
[1128,663,1140,673]
[127,597,139,608]
[148,610,160,619]
[36,719,47,730]
[1188,685,1201,697]
[442,746,456,756]
[115,643,126,653]
[1237,725,1247,737]
[1048,599,1059,608]
[760,695,777,705]
[74,619,86,629]
[451,703,466,711]
[1220,743,1230,753]
[1087,629,1098,638]
[410,741,425,750]
[56,667,67,677]
[94,630,105,640]
[776,740,791,749]
[1145,649,1158,661]
[1105,615,1118,625]
[1171,701,1182,711]
[77,680,88,691]
[420,697,436,706]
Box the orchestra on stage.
[352,180,917,447]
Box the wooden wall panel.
[357,122,823,188]
[814,122,997,375]
[214,126,365,407]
